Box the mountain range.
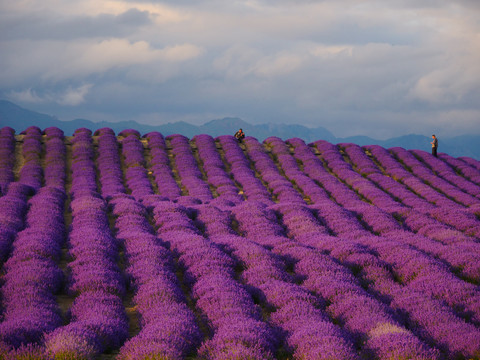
[1,99,479,159]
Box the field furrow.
[1,126,480,360]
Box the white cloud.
[159,44,204,62]
[410,63,480,105]
[8,84,93,106]
[0,39,203,84]
[64,39,201,76]
[309,45,353,59]
[58,84,93,105]
[407,8,480,105]
[254,53,303,78]
[0,0,187,23]
[8,88,48,104]
[213,45,262,79]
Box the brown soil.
[13,135,24,181]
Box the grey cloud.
[1,0,479,140]
[309,22,418,46]
[394,0,480,10]
[0,8,152,41]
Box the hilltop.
[1,99,479,158]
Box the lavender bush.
[0,126,479,359]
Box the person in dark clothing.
[234,128,245,142]
[430,134,438,157]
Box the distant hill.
[199,118,336,143]
[338,134,480,160]
[0,99,478,159]
[0,99,337,142]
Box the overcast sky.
[1,0,479,139]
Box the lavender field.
[1,125,480,360]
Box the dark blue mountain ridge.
[0,99,478,159]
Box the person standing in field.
[430,134,438,157]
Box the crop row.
[0,126,479,359]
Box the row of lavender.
[120,131,480,358]
[253,137,480,357]
[0,126,480,359]
[0,127,66,358]
[136,131,480,358]
[162,132,480,359]
[96,128,202,359]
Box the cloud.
[0,38,203,85]
[407,7,480,106]
[410,63,480,105]
[58,84,93,105]
[160,44,204,62]
[0,8,153,41]
[0,0,187,20]
[8,84,93,106]
[254,53,303,78]
[8,88,47,104]
[1,0,480,139]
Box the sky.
[1,0,479,139]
